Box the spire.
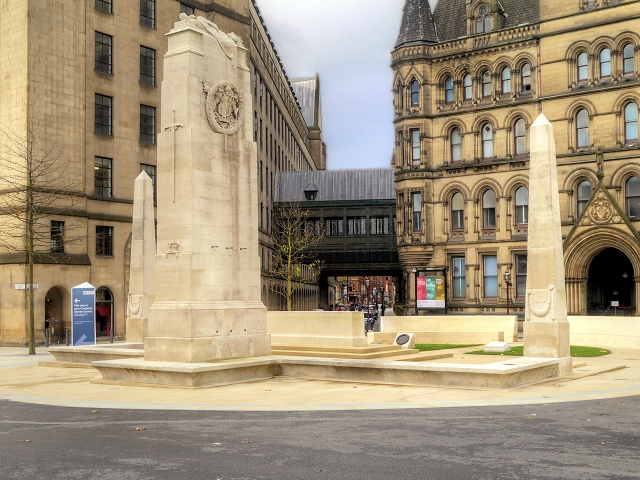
[395,0,438,49]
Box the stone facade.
[393,0,640,316]
[0,0,323,346]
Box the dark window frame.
[452,257,466,299]
[180,3,195,15]
[140,163,157,203]
[51,221,65,254]
[96,226,114,257]
[95,94,112,136]
[94,156,113,198]
[95,0,112,13]
[140,0,156,27]
[95,31,113,74]
[140,46,156,86]
[140,104,156,144]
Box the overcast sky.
[256,0,432,170]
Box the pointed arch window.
[445,77,454,104]
[514,119,526,155]
[515,187,528,225]
[626,176,640,218]
[625,103,639,143]
[600,48,611,78]
[577,52,588,82]
[482,189,496,228]
[501,68,511,94]
[476,6,491,34]
[577,180,592,216]
[452,192,464,229]
[482,70,491,97]
[482,123,493,159]
[451,127,462,162]
[576,109,590,149]
[411,129,421,166]
[411,80,420,106]
[463,74,472,100]
[521,63,531,92]
[623,44,635,75]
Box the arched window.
[501,68,511,94]
[521,63,531,92]
[577,52,588,82]
[482,123,493,159]
[514,118,526,155]
[600,48,611,78]
[577,180,592,216]
[482,70,491,97]
[464,74,473,100]
[576,109,590,148]
[451,193,464,229]
[623,43,635,75]
[627,176,640,218]
[515,187,528,225]
[411,80,420,106]
[451,127,462,162]
[482,189,496,228]
[445,77,454,104]
[625,103,639,143]
[476,6,491,34]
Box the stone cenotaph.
[125,171,155,344]
[523,113,572,376]
[144,14,270,363]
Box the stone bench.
[367,331,505,345]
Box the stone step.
[271,346,420,360]
[271,344,401,354]
[383,351,454,362]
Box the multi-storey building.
[0,0,325,346]
[393,0,640,318]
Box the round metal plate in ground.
[396,334,410,345]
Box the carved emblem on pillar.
[525,285,556,321]
[203,81,244,135]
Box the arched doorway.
[587,248,635,315]
[96,287,114,338]
[44,286,70,344]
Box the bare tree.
[0,100,82,354]
[266,202,324,311]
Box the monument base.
[126,317,148,344]
[145,334,271,363]
[524,321,573,376]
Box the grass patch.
[415,344,482,352]
[465,345,611,357]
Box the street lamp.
[504,268,512,315]
[365,277,370,330]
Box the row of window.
[575,44,636,83]
[311,217,396,237]
[50,222,114,257]
[95,94,156,143]
[576,176,640,218]
[95,32,156,86]
[443,64,531,104]
[449,254,528,299]
[94,157,156,200]
[95,1,194,26]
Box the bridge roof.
[275,168,396,203]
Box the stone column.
[145,15,270,363]
[523,113,572,376]
[125,171,155,343]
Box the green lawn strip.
[465,345,611,357]
[415,344,482,352]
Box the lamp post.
[365,277,370,330]
[504,268,512,315]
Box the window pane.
[482,124,493,158]
[578,53,588,81]
[484,15,491,33]
[452,192,464,210]
[95,156,112,197]
[95,32,112,74]
[180,3,194,15]
[502,68,511,93]
[95,94,112,135]
[445,77,454,103]
[521,63,531,91]
[51,221,65,254]
[140,46,156,85]
[411,80,419,106]
[453,257,466,298]
[576,109,589,148]
[514,119,526,154]
[484,256,498,297]
[624,44,635,74]
[452,193,464,229]
[516,254,527,297]
[451,127,462,163]
[347,217,367,236]
[577,180,591,216]
[140,0,155,27]
[600,49,611,77]
[516,187,528,206]
[95,0,112,13]
[627,176,640,218]
[412,129,420,165]
[482,71,491,97]
[464,75,472,100]
[625,103,639,141]
[476,17,483,33]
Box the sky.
[255,0,435,170]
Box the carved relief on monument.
[127,294,143,318]
[204,81,245,135]
[525,286,556,321]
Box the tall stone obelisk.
[125,171,156,344]
[145,14,270,363]
[524,113,572,376]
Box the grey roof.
[291,75,322,129]
[275,169,396,203]
[395,0,438,48]
[430,0,540,43]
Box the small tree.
[0,100,81,354]
[267,202,325,311]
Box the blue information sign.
[71,282,96,346]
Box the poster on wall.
[71,282,96,346]
[417,273,446,309]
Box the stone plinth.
[145,15,270,363]
[524,113,572,376]
[267,311,368,347]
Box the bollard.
[45,328,50,348]
[65,328,70,346]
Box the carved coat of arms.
[204,81,244,135]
